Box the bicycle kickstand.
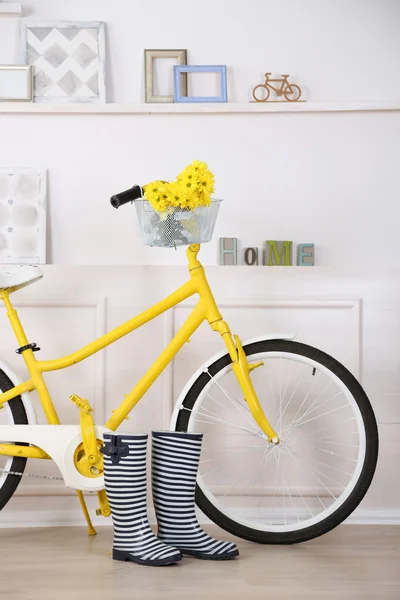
[77,490,97,536]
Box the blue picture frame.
[173,65,228,103]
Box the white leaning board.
[0,167,47,264]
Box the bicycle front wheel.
[283,84,301,101]
[174,340,378,544]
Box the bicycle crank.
[0,424,112,491]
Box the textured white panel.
[0,168,46,264]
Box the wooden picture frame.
[0,65,33,102]
[174,65,228,103]
[145,49,187,103]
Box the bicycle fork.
[187,244,279,444]
[212,319,280,443]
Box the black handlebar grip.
[110,184,143,209]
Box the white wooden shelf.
[0,2,22,16]
[0,102,399,115]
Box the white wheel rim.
[183,351,367,533]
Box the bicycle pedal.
[70,394,93,414]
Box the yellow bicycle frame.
[0,244,278,457]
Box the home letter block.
[244,247,258,265]
[297,243,315,266]
[265,241,292,266]
[219,238,237,265]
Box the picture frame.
[20,21,106,103]
[145,49,187,103]
[0,65,33,102]
[173,65,228,103]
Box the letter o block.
[244,247,258,265]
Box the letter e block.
[297,243,315,266]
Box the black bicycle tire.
[175,339,379,544]
[0,369,28,512]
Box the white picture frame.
[0,168,47,264]
[0,65,33,102]
[20,21,106,103]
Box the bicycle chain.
[0,467,63,481]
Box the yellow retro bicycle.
[0,185,378,544]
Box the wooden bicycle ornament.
[252,73,304,102]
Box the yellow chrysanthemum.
[198,170,215,196]
[198,190,212,207]
[144,162,215,212]
[143,180,169,211]
[190,160,208,174]
[165,181,188,209]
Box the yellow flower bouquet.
[135,161,221,248]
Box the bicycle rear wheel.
[252,85,270,102]
[174,340,378,544]
[0,369,28,511]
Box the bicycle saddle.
[281,74,290,78]
[0,265,43,292]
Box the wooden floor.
[1,525,399,599]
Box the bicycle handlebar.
[110,184,143,209]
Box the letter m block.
[265,241,293,266]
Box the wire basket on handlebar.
[134,199,222,248]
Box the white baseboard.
[0,496,399,528]
[344,510,400,525]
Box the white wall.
[0,0,399,266]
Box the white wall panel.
[0,265,397,525]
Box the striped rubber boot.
[152,431,239,560]
[102,433,182,566]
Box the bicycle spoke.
[284,447,317,516]
[285,445,338,502]
[216,445,273,499]
[181,406,262,438]
[286,390,344,431]
[207,386,260,433]
[282,374,321,436]
[287,403,351,430]
[311,458,353,477]
[206,370,253,416]
[318,440,359,448]
[276,371,307,432]
[270,448,281,525]
[316,447,358,462]
[294,419,357,441]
